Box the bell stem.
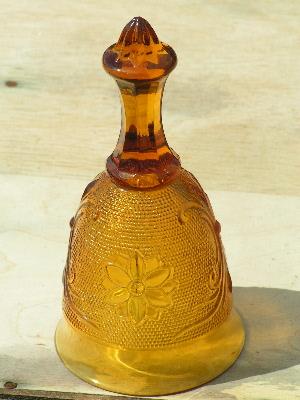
[113,78,168,158]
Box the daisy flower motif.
[102,250,178,323]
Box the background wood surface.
[0,1,299,400]
[1,0,299,196]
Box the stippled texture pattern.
[63,169,232,350]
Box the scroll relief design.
[102,250,179,324]
[63,198,101,330]
[176,200,232,339]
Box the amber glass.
[55,17,245,396]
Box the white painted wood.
[0,0,299,196]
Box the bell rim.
[55,308,245,396]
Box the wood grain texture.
[0,0,299,195]
[0,391,132,400]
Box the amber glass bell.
[55,17,245,396]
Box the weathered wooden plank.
[0,390,133,400]
[1,1,299,195]
[0,389,144,400]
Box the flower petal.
[129,251,145,280]
[106,265,131,286]
[128,296,146,323]
[112,254,131,268]
[146,288,172,308]
[147,306,160,320]
[102,277,116,289]
[162,280,179,293]
[145,269,170,287]
[106,288,130,305]
[144,257,161,273]
[117,301,129,317]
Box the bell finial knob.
[103,16,177,81]
[118,16,159,46]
